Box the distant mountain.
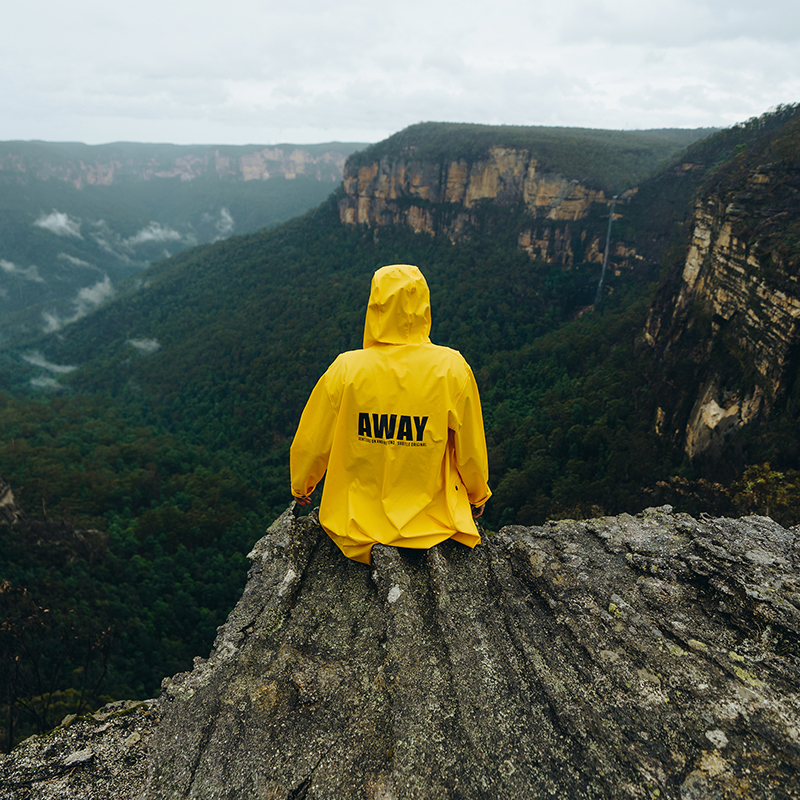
[0,140,368,343]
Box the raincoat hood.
[363,264,432,348]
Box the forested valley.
[2,108,800,750]
[0,140,365,346]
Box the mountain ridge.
[346,122,719,191]
[0,140,368,186]
[10,111,800,517]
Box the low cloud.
[34,211,83,239]
[42,311,62,334]
[202,207,236,241]
[41,274,115,332]
[90,220,132,262]
[30,376,64,390]
[127,337,161,354]
[88,220,192,263]
[58,253,100,271]
[216,208,234,237]
[0,259,45,282]
[125,221,185,247]
[74,275,114,316]
[22,351,77,374]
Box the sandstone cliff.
[643,157,800,463]
[338,145,636,269]
[3,505,798,799]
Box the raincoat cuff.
[470,490,492,507]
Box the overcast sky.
[2,0,798,146]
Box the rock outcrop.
[3,505,799,799]
[0,475,24,525]
[338,146,633,268]
[339,147,608,224]
[643,157,800,462]
[0,700,160,800]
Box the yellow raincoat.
[290,264,491,564]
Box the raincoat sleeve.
[290,371,337,499]
[451,366,492,508]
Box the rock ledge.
[3,507,799,799]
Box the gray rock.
[0,700,159,800]
[0,475,24,525]
[3,506,799,799]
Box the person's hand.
[472,503,485,518]
[294,496,312,506]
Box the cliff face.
[4,506,798,799]
[338,146,627,267]
[643,159,800,461]
[0,142,363,189]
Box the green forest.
[2,109,799,751]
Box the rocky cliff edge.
[337,147,633,270]
[2,506,799,799]
[643,153,800,463]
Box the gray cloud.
[124,222,186,247]
[30,376,64,390]
[58,253,99,271]
[22,351,77,373]
[42,274,115,332]
[42,311,62,334]
[89,221,133,262]
[87,220,193,261]
[73,275,115,317]
[1,259,45,282]
[34,211,83,238]
[217,208,234,237]
[559,0,800,47]
[127,338,161,354]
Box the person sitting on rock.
[290,264,491,565]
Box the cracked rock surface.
[3,506,799,799]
